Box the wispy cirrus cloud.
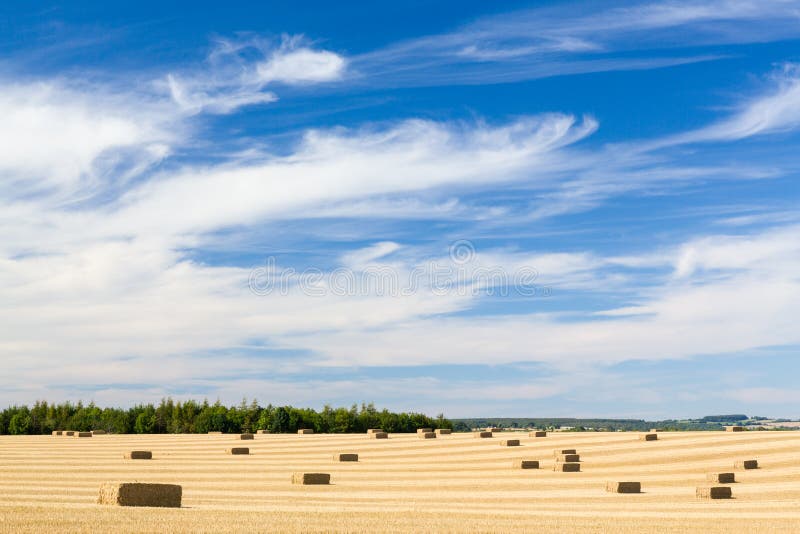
[349,0,800,87]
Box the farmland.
[0,431,798,533]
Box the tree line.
[0,399,452,435]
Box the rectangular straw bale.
[486,427,502,432]
[239,433,254,440]
[366,429,383,434]
[52,431,62,436]
[554,449,577,456]
[530,431,547,437]
[725,426,744,432]
[500,439,520,447]
[257,430,269,434]
[418,432,436,439]
[435,428,452,435]
[124,451,153,460]
[696,486,732,499]
[640,433,657,441]
[91,430,106,435]
[369,431,388,439]
[98,482,182,507]
[227,447,250,455]
[606,481,641,493]
[334,453,358,462]
[292,472,330,485]
[734,459,758,470]
[473,431,492,438]
[64,431,75,436]
[554,462,581,472]
[707,472,735,483]
[513,460,539,469]
[298,429,314,435]
[75,432,92,437]
[557,453,580,462]
[416,428,432,434]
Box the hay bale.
[418,432,436,439]
[333,453,358,462]
[640,433,657,441]
[486,427,502,432]
[366,429,383,434]
[64,431,75,436]
[554,449,577,456]
[554,462,581,472]
[696,486,732,499]
[92,430,106,435]
[606,481,641,493]
[227,447,250,455]
[416,428,432,434]
[52,430,62,436]
[435,428,452,435]
[75,432,92,438]
[298,429,314,435]
[725,425,744,432]
[292,472,330,485]
[734,459,758,470]
[124,451,153,460]
[706,472,735,483]
[513,460,539,469]
[369,432,388,439]
[530,431,547,437]
[473,431,492,438]
[500,439,520,447]
[557,453,580,462]
[97,482,182,507]
[239,433,254,440]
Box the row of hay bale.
[51,430,93,437]
[695,458,759,499]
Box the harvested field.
[0,431,799,532]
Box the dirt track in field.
[1,431,798,532]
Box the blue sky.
[1,1,799,418]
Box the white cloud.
[100,114,597,238]
[0,82,172,199]
[257,47,346,84]
[663,64,800,144]
[165,35,346,115]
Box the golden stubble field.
[0,431,799,533]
